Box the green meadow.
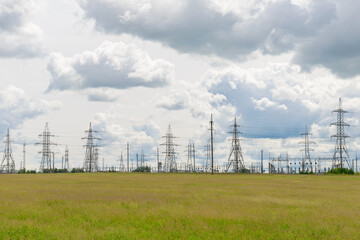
[0,173,359,239]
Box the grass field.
[0,173,359,239]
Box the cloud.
[0,85,62,135]
[78,0,360,78]
[92,110,161,165]
[156,81,234,118]
[293,1,360,78]
[80,2,345,63]
[86,88,119,102]
[252,97,288,111]
[0,0,44,58]
[201,63,360,139]
[47,41,174,93]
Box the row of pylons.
[0,98,352,173]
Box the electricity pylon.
[226,117,245,173]
[0,129,15,173]
[204,141,211,173]
[64,146,70,170]
[186,140,196,172]
[331,98,351,169]
[82,122,101,172]
[117,152,125,172]
[298,126,316,172]
[161,125,178,172]
[36,123,57,173]
[140,150,145,168]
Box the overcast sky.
[1,0,360,171]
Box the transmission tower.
[94,147,99,170]
[161,125,178,172]
[226,117,245,173]
[0,129,15,173]
[204,142,211,173]
[64,146,70,170]
[157,146,161,173]
[82,122,101,172]
[36,123,57,173]
[331,98,351,169]
[186,140,196,172]
[298,126,316,172]
[23,142,26,171]
[140,150,145,168]
[117,152,125,172]
[209,114,214,174]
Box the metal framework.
[331,98,351,169]
[161,125,178,172]
[186,140,196,172]
[117,152,125,172]
[63,146,70,170]
[204,142,211,173]
[22,143,26,171]
[36,123,56,173]
[299,126,316,172]
[1,129,15,173]
[140,150,145,168]
[226,117,245,172]
[82,122,101,172]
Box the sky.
[1,0,360,171]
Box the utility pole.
[356,153,358,173]
[210,114,214,175]
[157,146,160,173]
[0,129,15,173]
[192,142,196,172]
[141,150,145,168]
[226,117,245,173]
[136,153,139,169]
[331,98,350,169]
[36,123,56,173]
[261,150,263,174]
[23,142,26,172]
[82,122,101,172]
[127,142,130,172]
[299,126,316,172]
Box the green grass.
[0,173,359,239]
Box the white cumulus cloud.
[47,41,174,93]
[0,85,62,135]
[0,0,44,58]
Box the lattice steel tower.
[186,140,196,172]
[204,141,211,173]
[36,123,57,173]
[140,150,145,168]
[64,146,70,170]
[82,122,101,172]
[226,117,245,173]
[299,126,316,172]
[117,152,125,172]
[1,129,15,173]
[161,125,178,172]
[331,98,351,169]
